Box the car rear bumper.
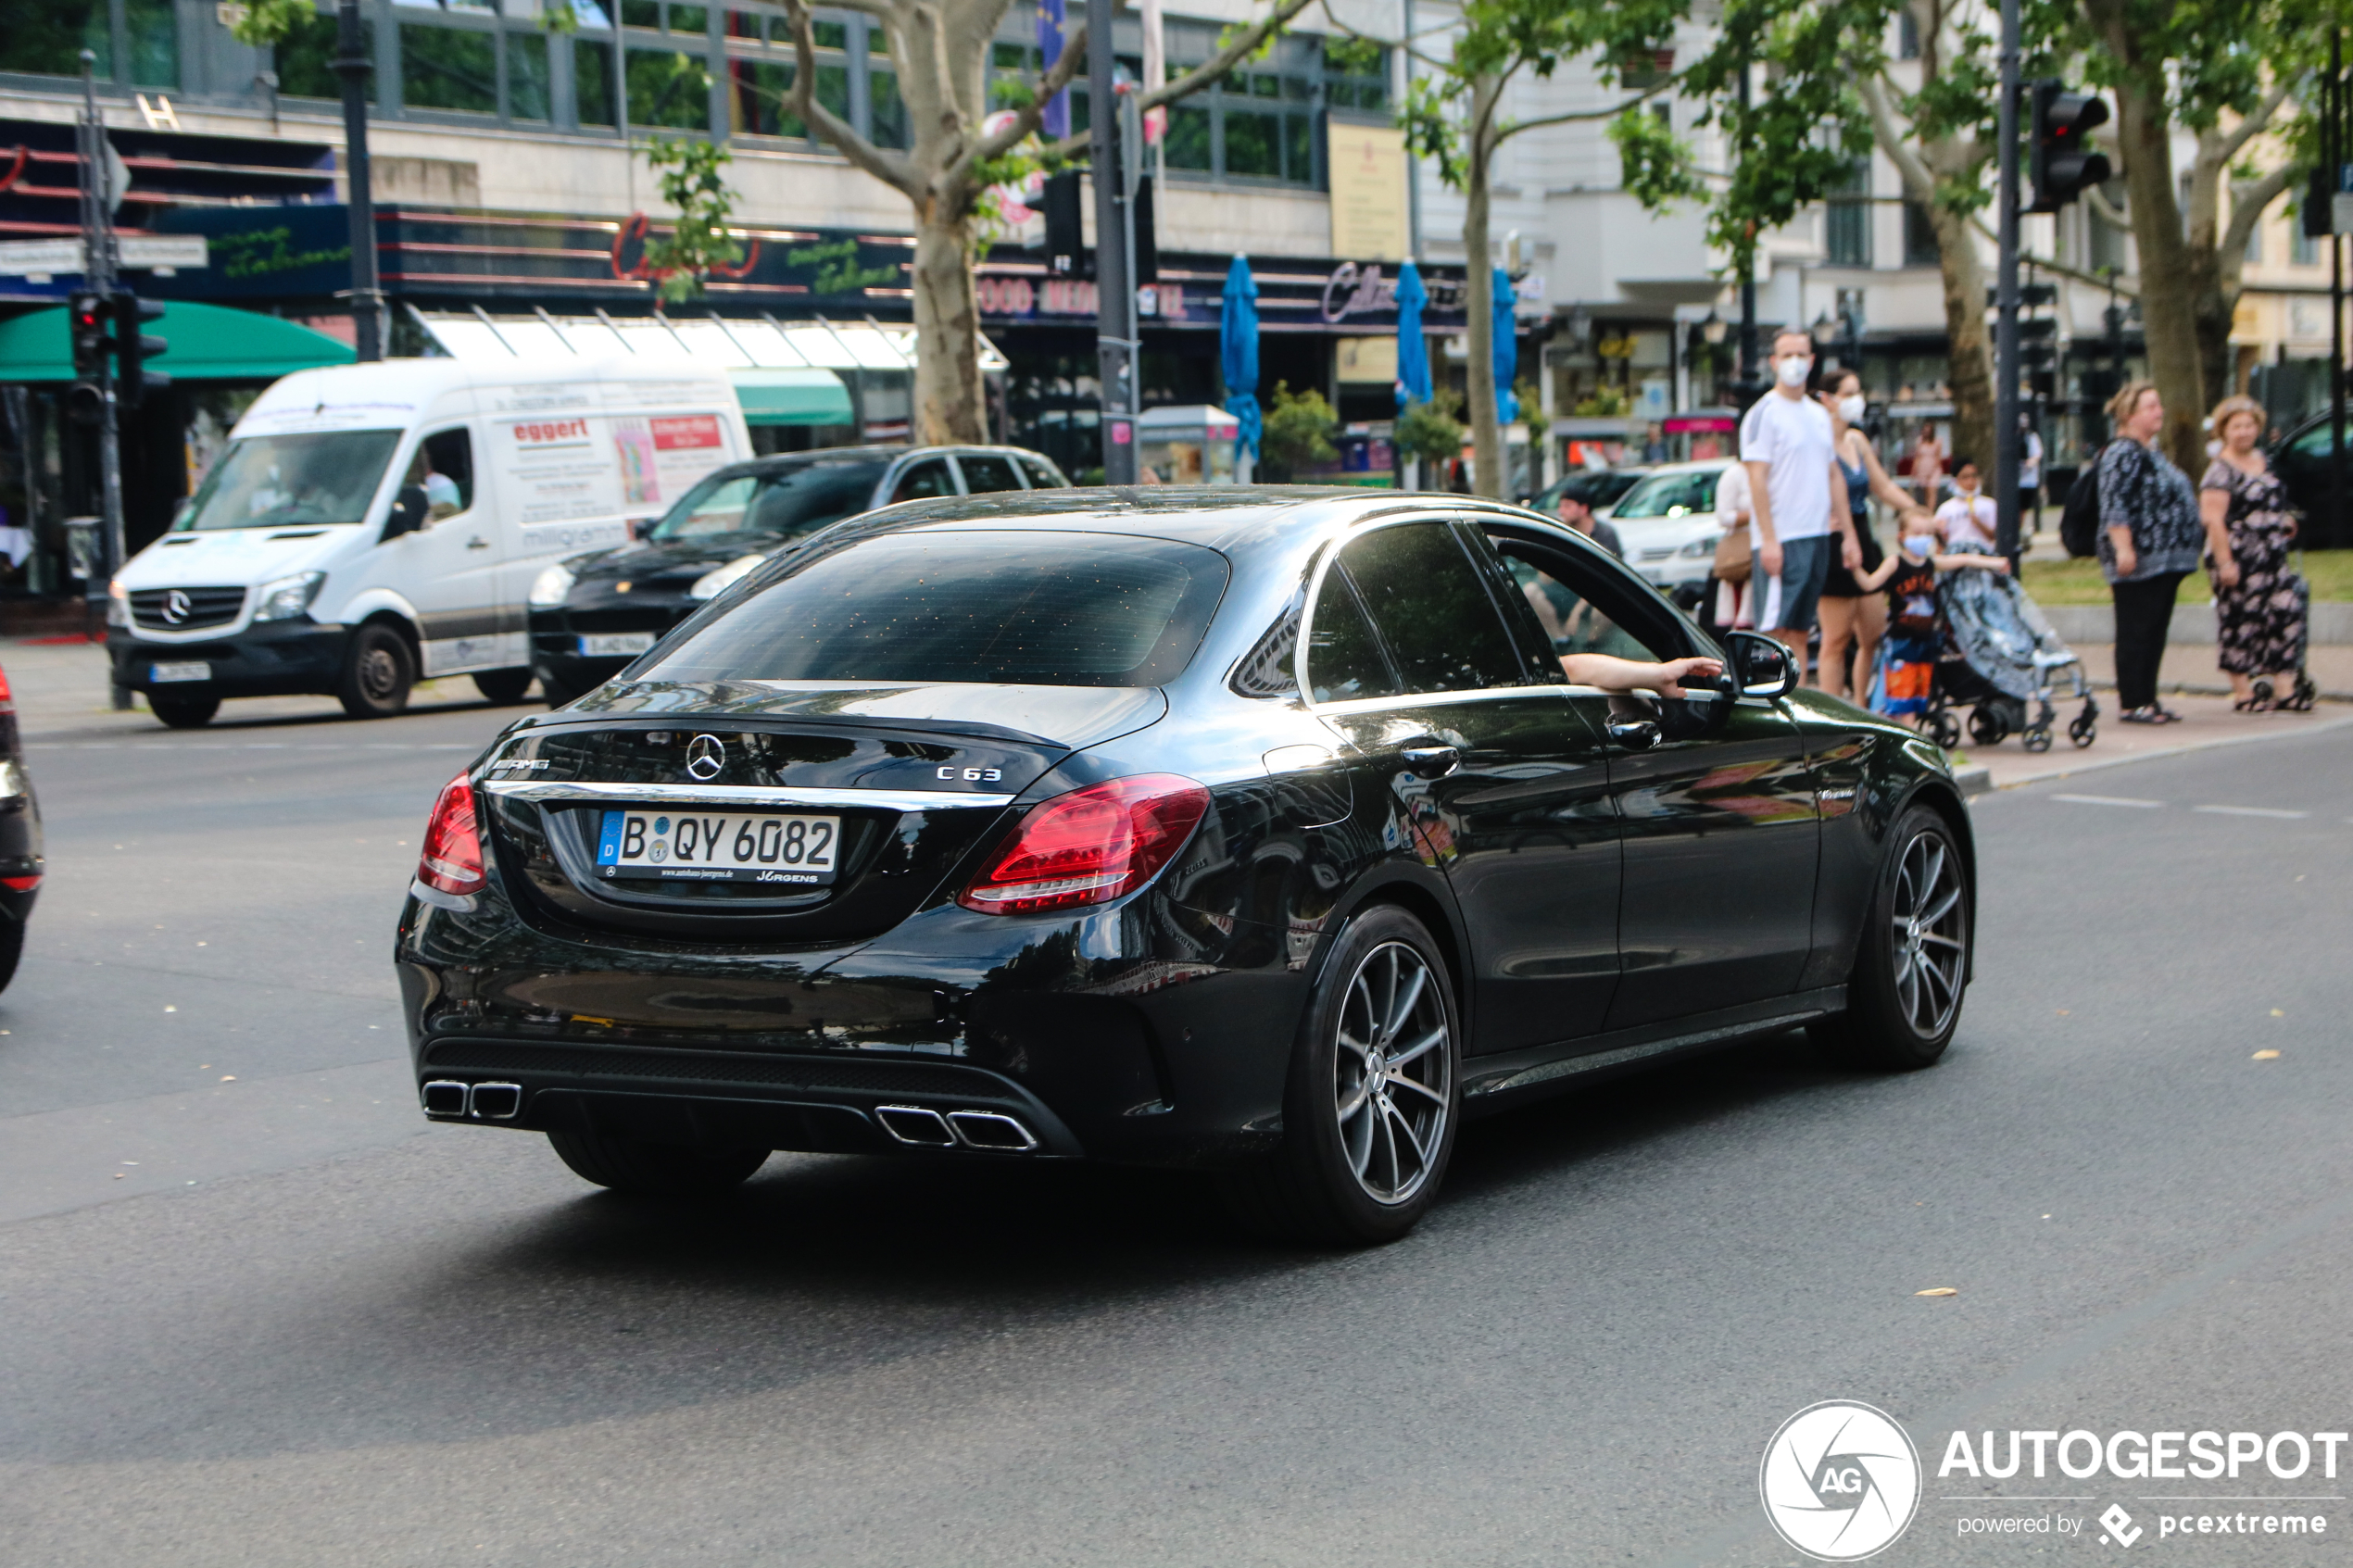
[108,621,348,697]
[397,897,1303,1170]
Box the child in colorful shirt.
[1854,514,2012,715]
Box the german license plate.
[150,661,209,683]
[595,809,839,885]
[581,632,656,657]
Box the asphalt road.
[3,655,2350,1568]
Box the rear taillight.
[958,774,1211,915]
[417,773,486,896]
[0,662,13,711]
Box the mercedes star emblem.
[162,589,192,625]
[685,734,725,781]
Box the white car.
[1604,459,1734,606]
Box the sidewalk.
[1957,690,2353,790]
[2067,641,2353,701]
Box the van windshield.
[648,459,890,547]
[178,431,405,531]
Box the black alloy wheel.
[336,622,415,720]
[1223,905,1461,1246]
[1813,804,1971,1071]
[546,1126,772,1198]
[148,692,220,729]
[472,668,535,705]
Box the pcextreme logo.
[1761,1401,1924,1561]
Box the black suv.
[528,445,1068,703]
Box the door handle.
[1399,739,1461,779]
[1606,718,1663,750]
[465,536,491,551]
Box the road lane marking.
[2193,805,2309,819]
[2052,793,2164,809]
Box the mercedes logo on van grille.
[685,734,725,780]
[161,589,193,625]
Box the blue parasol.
[1037,0,1069,138]
[1221,255,1261,461]
[1393,260,1431,408]
[1492,267,1519,424]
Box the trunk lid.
[479,680,1166,942]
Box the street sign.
[0,235,208,276]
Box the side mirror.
[1724,630,1798,700]
[382,484,429,541]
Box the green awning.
[731,367,853,426]
[0,300,355,383]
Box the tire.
[472,668,535,705]
[336,621,415,720]
[0,919,25,995]
[148,692,219,729]
[1967,707,2007,746]
[1221,905,1461,1246]
[1811,805,1971,1072]
[546,1127,770,1198]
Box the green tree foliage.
[1394,391,1467,467]
[225,0,313,49]
[1259,382,1340,482]
[640,138,744,304]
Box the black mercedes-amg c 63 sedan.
[397,489,1974,1243]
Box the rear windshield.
[1610,469,1721,520]
[177,431,403,531]
[648,460,889,546]
[641,530,1229,687]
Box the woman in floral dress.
[2199,395,2313,711]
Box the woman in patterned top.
[2097,382,2206,724]
[2200,395,2313,711]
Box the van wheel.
[148,693,219,729]
[336,623,414,719]
[472,668,535,705]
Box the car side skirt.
[1459,985,1849,1111]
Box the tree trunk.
[1925,201,1995,483]
[2085,0,2205,470]
[1462,76,1504,499]
[912,205,988,445]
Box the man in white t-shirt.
[1741,330,1861,668]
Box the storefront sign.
[1327,124,1410,262]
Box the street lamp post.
[334,0,384,362]
[1993,0,2023,571]
[1087,0,1138,483]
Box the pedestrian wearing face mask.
[1853,514,2013,718]
[1814,372,1909,703]
[1933,460,1998,551]
[1740,330,1864,675]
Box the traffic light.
[67,290,112,428]
[111,292,169,410]
[1041,170,1084,276]
[2029,82,2111,213]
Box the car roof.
[1629,458,1735,476]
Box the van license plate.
[582,633,656,657]
[150,661,209,684]
[596,809,839,885]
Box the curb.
[1953,765,1992,797]
[1981,708,2353,791]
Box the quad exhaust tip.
[875,1104,1039,1153]
[421,1080,523,1121]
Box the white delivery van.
[107,357,749,726]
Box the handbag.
[1713,525,1753,584]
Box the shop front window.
[507,31,551,119]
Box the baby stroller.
[1915,560,2098,754]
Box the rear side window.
[1333,522,1525,694]
[957,453,1023,494]
[642,531,1230,687]
[1304,571,1397,703]
[1018,454,1065,489]
[890,458,956,503]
